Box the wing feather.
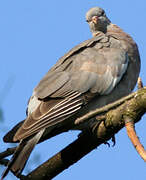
[14,91,82,141]
[14,34,129,142]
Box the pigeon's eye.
[86,19,90,23]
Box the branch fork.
[0,83,146,179]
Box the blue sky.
[0,0,146,180]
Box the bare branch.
[0,147,16,161]
[75,90,138,125]
[23,87,146,180]
[137,77,144,89]
[0,159,9,166]
[1,87,145,179]
[125,121,146,161]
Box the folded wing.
[13,34,129,141]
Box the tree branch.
[125,121,146,161]
[22,87,146,180]
[124,78,146,161]
[0,87,145,179]
[75,90,138,125]
[0,147,16,162]
[0,159,9,166]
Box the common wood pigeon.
[1,7,140,179]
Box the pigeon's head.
[86,7,111,36]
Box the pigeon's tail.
[1,129,45,180]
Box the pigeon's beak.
[91,16,98,24]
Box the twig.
[123,78,146,162]
[1,87,146,180]
[0,147,16,160]
[125,121,146,161]
[23,87,146,180]
[137,77,143,89]
[75,90,138,125]
[0,159,9,166]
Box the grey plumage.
[1,7,140,179]
[2,129,45,177]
